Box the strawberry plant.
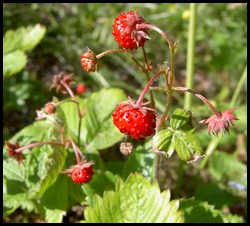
[3,4,246,223]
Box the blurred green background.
[3,3,247,222]
[3,3,247,141]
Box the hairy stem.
[136,23,174,49]
[136,24,177,183]
[173,86,221,117]
[135,70,164,107]
[15,141,65,153]
[96,49,128,59]
[70,137,85,165]
[157,90,173,129]
[142,46,155,108]
[153,89,172,184]
[60,80,76,101]
[154,154,160,183]
[125,51,145,71]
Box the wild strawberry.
[81,48,98,73]
[112,11,150,50]
[112,101,156,140]
[76,83,86,94]
[71,165,94,184]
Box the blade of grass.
[184,3,197,109]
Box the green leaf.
[209,151,246,181]
[173,130,204,163]
[25,143,67,198]
[152,128,175,158]
[122,140,155,180]
[221,213,245,223]
[3,29,23,54]
[40,174,85,222]
[3,121,67,204]
[19,24,46,52]
[3,24,46,78]
[179,199,245,223]
[194,183,236,209]
[180,199,224,223]
[40,174,71,211]
[153,128,205,162]
[44,209,65,223]
[59,88,127,150]
[3,193,27,217]
[84,173,184,223]
[170,108,195,132]
[3,50,27,77]
[104,161,125,176]
[3,154,27,216]
[81,88,127,149]
[3,24,46,54]
[209,151,247,197]
[82,170,118,207]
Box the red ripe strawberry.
[71,165,94,184]
[112,102,156,140]
[112,11,150,50]
[76,83,86,94]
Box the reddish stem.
[135,70,164,107]
[173,86,222,117]
[136,23,174,49]
[96,49,128,59]
[60,80,76,101]
[60,81,82,146]
[15,141,65,153]
[69,137,85,165]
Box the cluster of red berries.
[80,11,156,140]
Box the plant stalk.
[15,141,65,153]
[184,3,197,109]
[135,70,164,107]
